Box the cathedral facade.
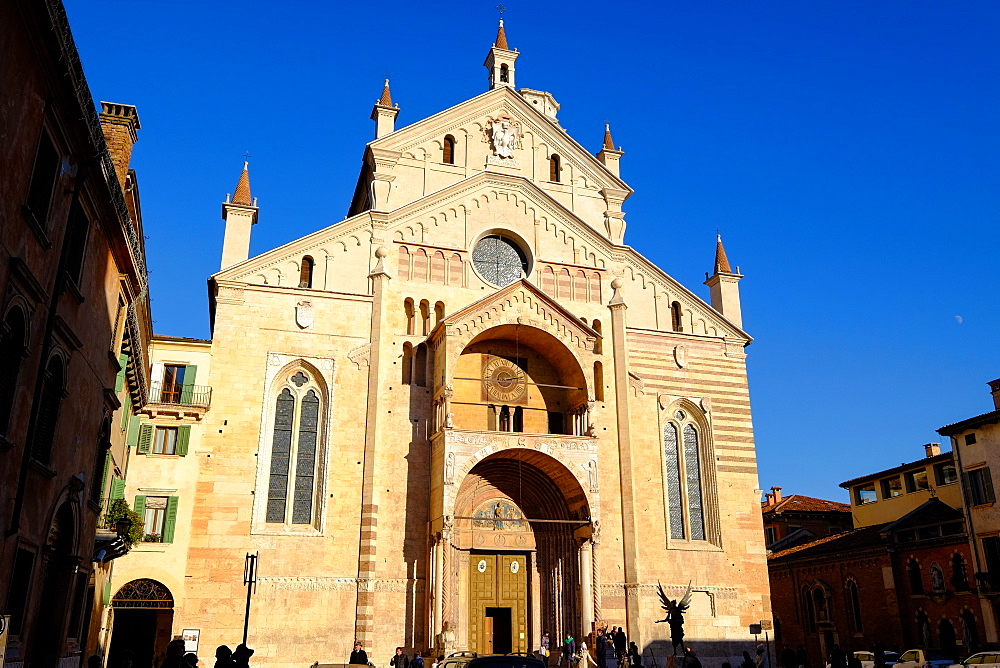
[119,22,769,666]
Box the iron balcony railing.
[148,381,212,408]
[976,572,1000,595]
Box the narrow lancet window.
[293,390,319,524]
[683,424,705,540]
[443,135,456,164]
[664,423,685,539]
[267,388,295,523]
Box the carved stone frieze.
[348,343,371,370]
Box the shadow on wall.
[636,639,775,668]
[403,378,435,650]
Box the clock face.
[472,235,529,287]
[482,356,527,403]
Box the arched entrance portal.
[109,579,174,668]
[450,450,592,655]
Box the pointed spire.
[495,19,509,50]
[232,161,252,206]
[714,234,732,274]
[603,124,615,151]
[378,78,393,107]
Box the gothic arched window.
[265,372,324,526]
[0,306,28,436]
[952,553,969,591]
[908,559,924,595]
[299,256,314,288]
[443,135,456,164]
[549,154,561,182]
[846,579,863,632]
[30,355,66,465]
[671,301,684,332]
[662,406,717,544]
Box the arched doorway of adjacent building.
[108,579,174,668]
[450,449,593,656]
[30,500,80,664]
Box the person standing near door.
[391,648,410,668]
[565,636,577,667]
[540,632,551,667]
[614,628,627,667]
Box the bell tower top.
[484,19,518,90]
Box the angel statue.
[655,581,692,656]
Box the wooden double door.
[469,553,528,655]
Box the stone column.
[354,247,392,646]
[433,534,444,639]
[579,539,594,635]
[608,278,642,642]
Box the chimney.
[764,492,774,507]
[771,486,782,503]
[989,378,1000,410]
[99,102,141,189]
[924,443,941,458]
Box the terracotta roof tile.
[714,234,732,274]
[495,20,509,50]
[768,524,887,560]
[761,494,851,514]
[603,124,615,151]
[378,79,393,107]
[232,161,252,206]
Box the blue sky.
[64,1,1000,502]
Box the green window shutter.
[110,478,125,500]
[126,414,141,447]
[176,425,191,456]
[115,353,128,393]
[133,495,146,519]
[99,452,112,501]
[163,496,179,543]
[137,424,153,454]
[179,364,198,404]
[120,394,131,431]
[102,582,112,606]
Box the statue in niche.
[438,621,456,652]
[445,412,454,429]
[587,460,599,492]
[444,452,456,483]
[655,581,692,655]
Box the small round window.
[472,235,529,287]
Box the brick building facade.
[0,0,151,664]
[769,499,979,666]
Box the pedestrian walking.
[540,632,551,667]
[214,647,235,668]
[233,644,254,668]
[413,653,425,668]
[391,648,410,668]
[565,636,577,667]
[614,628,627,667]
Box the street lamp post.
[243,552,258,645]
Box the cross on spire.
[242,151,252,162]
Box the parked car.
[895,649,959,668]
[962,653,1000,668]
[441,652,479,668]
[854,651,901,668]
[467,654,546,668]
